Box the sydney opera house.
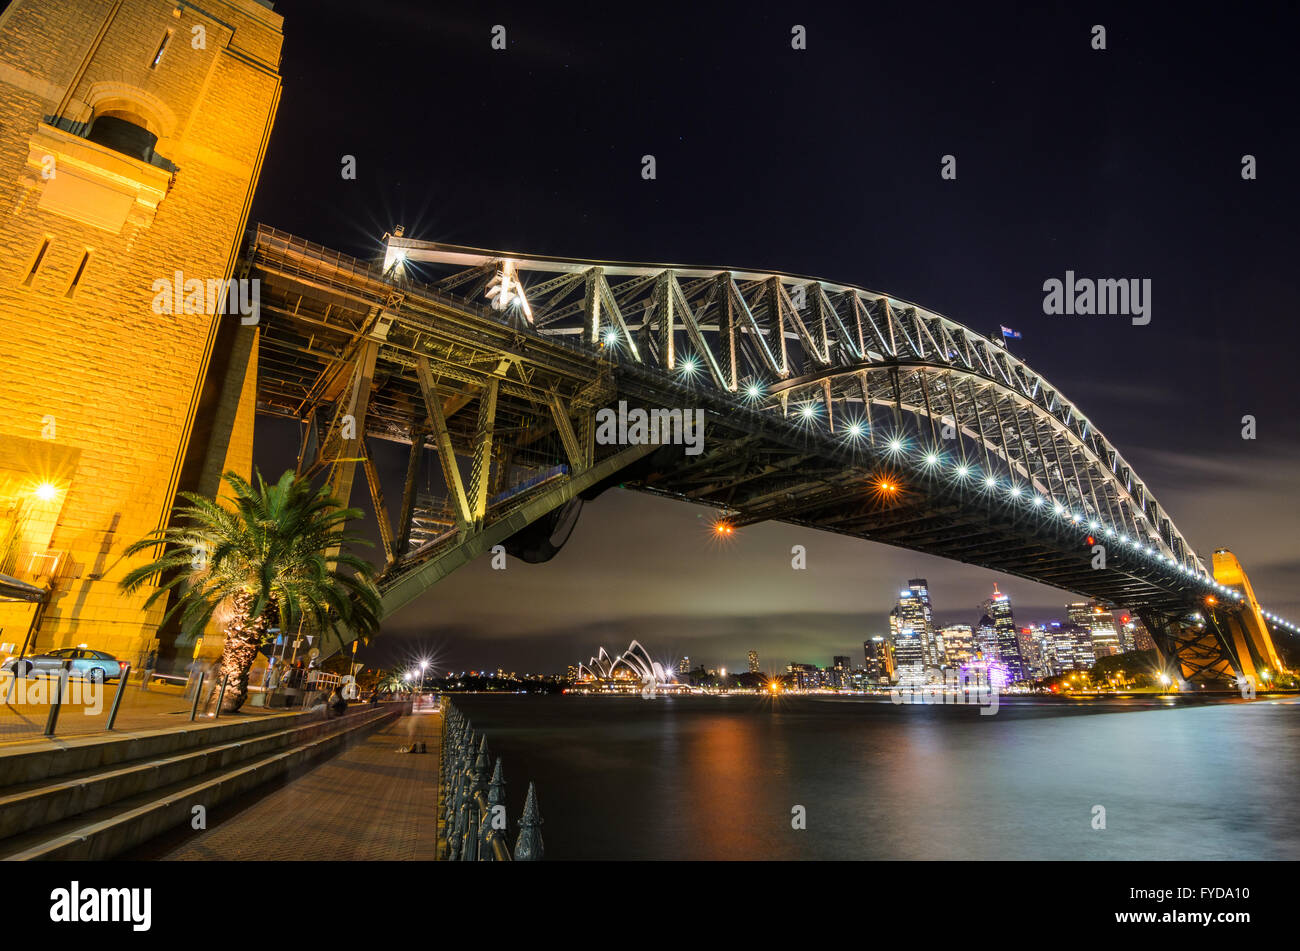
[571,641,685,695]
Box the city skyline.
[370,571,1161,678]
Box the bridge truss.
[240,225,1293,685]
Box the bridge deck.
[129,711,442,860]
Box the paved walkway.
[131,712,443,861]
[0,680,277,744]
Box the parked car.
[4,647,126,683]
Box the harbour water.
[451,694,1300,860]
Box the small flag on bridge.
[1000,326,1022,339]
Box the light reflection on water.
[450,695,1300,860]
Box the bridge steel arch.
[239,226,1294,687]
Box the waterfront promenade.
[128,710,442,860]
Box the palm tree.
[374,670,414,697]
[121,469,382,712]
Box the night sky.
[249,1,1300,674]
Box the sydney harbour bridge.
[242,225,1290,688]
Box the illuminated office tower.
[975,615,998,660]
[981,584,1026,682]
[1068,623,1097,669]
[889,612,925,686]
[747,650,760,673]
[1119,614,1154,652]
[939,624,976,666]
[892,580,939,668]
[677,655,691,675]
[1068,600,1121,659]
[864,636,893,684]
[1029,625,1059,675]
[1016,627,1047,680]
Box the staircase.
[0,703,401,860]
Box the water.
[450,694,1300,860]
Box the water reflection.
[452,695,1300,860]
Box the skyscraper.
[890,579,940,679]
[1119,614,1155,652]
[890,582,935,684]
[981,584,1026,682]
[1017,626,1046,680]
[975,615,999,662]
[938,624,976,666]
[1068,601,1120,659]
[677,655,691,675]
[864,636,893,684]
[747,650,760,673]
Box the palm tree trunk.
[209,591,269,713]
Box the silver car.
[5,647,126,683]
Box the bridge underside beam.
[378,443,656,619]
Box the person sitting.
[327,685,348,718]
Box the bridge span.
[241,225,1291,688]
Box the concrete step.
[0,709,323,787]
[0,706,399,861]
[0,706,392,841]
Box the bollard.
[189,672,206,721]
[43,660,73,737]
[105,663,131,731]
[213,673,229,719]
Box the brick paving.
[135,712,442,861]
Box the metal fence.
[439,699,543,861]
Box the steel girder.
[240,227,1286,676]
[386,235,1204,578]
